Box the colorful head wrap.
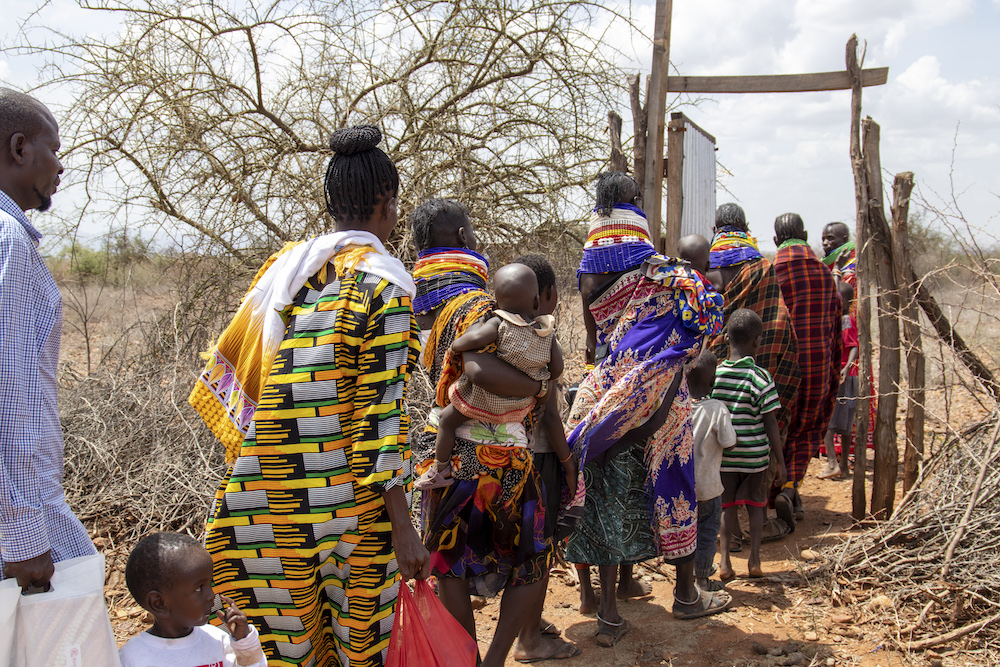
[577,203,657,282]
[709,226,764,269]
[413,247,489,315]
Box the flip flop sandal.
[515,638,581,663]
[672,588,733,620]
[595,615,630,647]
[539,620,561,637]
[413,463,454,491]
[700,579,728,592]
[774,491,796,534]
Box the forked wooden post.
[847,35,870,522]
[863,118,900,520]
[891,172,925,493]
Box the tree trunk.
[891,172,924,493]
[862,118,900,520]
[847,34,869,522]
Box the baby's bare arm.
[549,339,564,380]
[452,317,501,352]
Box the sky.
[617,0,1000,251]
[2,0,999,253]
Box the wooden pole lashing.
[891,172,925,493]
[847,34,869,522]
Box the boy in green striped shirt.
[711,309,787,580]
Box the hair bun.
[329,125,381,155]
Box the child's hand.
[839,366,849,385]
[220,595,250,640]
[774,462,788,488]
[562,459,577,503]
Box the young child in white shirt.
[688,349,738,593]
[119,532,267,667]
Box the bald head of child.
[678,234,711,275]
[494,262,540,319]
[726,308,764,361]
[125,532,217,638]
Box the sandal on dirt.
[539,619,560,637]
[699,579,728,592]
[672,588,733,620]
[515,638,580,663]
[774,490,796,534]
[728,536,743,553]
[595,614,630,647]
[413,462,454,490]
[760,517,791,543]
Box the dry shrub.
[59,321,226,545]
[822,415,1000,659]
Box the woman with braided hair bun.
[192,125,429,666]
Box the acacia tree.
[17,0,636,264]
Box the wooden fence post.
[863,118,900,520]
[630,75,648,190]
[891,172,924,493]
[642,0,673,251]
[609,111,627,173]
[847,35,869,521]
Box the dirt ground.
[99,457,913,666]
[468,458,913,667]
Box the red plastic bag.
[385,579,478,667]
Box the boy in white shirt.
[119,533,267,667]
[688,350,738,593]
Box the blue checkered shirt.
[0,188,95,567]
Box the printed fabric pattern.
[204,265,420,667]
[567,257,724,560]
[708,256,801,429]
[773,244,843,486]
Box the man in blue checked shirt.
[0,89,96,591]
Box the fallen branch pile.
[823,414,1000,659]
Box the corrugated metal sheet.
[679,117,716,239]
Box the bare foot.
[616,576,652,599]
[512,636,580,662]
[747,558,764,578]
[718,566,735,582]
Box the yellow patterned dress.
[204,268,420,667]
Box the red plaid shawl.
[774,245,843,484]
[710,257,801,429]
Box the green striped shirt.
[711,356,781,473]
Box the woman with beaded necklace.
[192,126,428,667]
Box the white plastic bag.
[5,554,121,667]
[0,575,19,667]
